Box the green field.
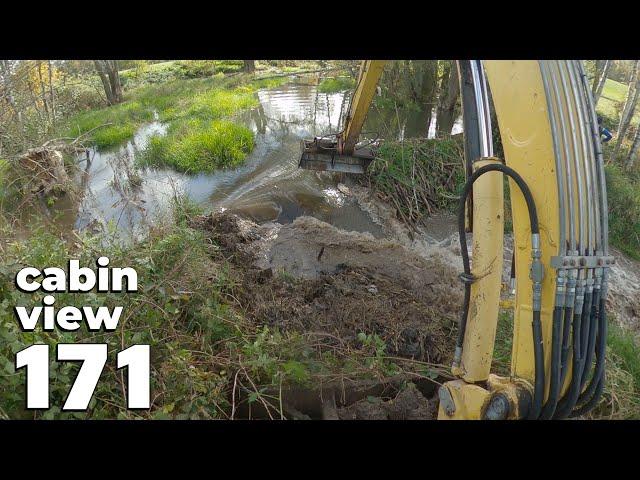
[598,77,637,127]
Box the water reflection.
[52,75,462,241]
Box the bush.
[605,164,640,260]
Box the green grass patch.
[492,310,513,376]
[318,76,355,93]
[607,322,640,391]
[140,119,254,173]
[597,77,640,129]
[605,164,640,260]
[61,100,154,150]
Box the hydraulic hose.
[580,287,600,389]
[572,295,608,415]
[559,304,574,387]
[554,309,586,419]
[454,162,543,419]
[539,306,563,419]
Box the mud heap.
[191,212,463,365]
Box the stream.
[53,75,462,240]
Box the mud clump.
[191,211,461,365]
[336,383,438,420]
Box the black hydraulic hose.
[529,311,546,419]
[539,306,563,419]
[573,295,607,412]
[580,290,593,362]
[510,251,516,284]
[571,372,605,418]
[453,163,543,420]
[554,310,586,419]
[580,288,600,389]
[559,304,573,387]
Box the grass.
[605,164,640,260]
[61,100,154,150]
[597,322,640,418]
[140,119,254,173]
[598,78,627,126]
[318,76,355,93]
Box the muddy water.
[54,76,462,240]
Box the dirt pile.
[190,212,462,365]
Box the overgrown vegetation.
[361,137,465,229]
[0,197,446,419]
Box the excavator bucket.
[299,137,375,174]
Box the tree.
[593,60,611,106]
[626,122,640,168]
[436,60,460,137]
[243,60,256,74]
[94,60,122,105]
[614,60,640,158]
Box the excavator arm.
[299,60,613,420]
[299,60,386,174]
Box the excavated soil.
[189,211,465,419]
[191,212,461,365]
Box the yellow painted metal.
[483,61,560,395]
[438,375,531,420]
[341,60,387,154]
[459,157,504,382]
[437,380,491,420]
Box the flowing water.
[52,76,462,240]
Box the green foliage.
[605,164,640,260]
[317,76,355,93]
[0,218,235,419]
[140,119,254,173]
[357,332,400,376]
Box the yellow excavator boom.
[298,60,613,419]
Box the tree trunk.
[418,61,438,136]
[614,61,640,159]
[106,60,122,104]
[243,60,256,73]
[626,123,640,168]
[0,60,22,126]
[94,60,122,105]
[592,60,604,91]
[36,61,50,127]
[48,60,56,127]
[436,60,460,137]
[593,60,611,106]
